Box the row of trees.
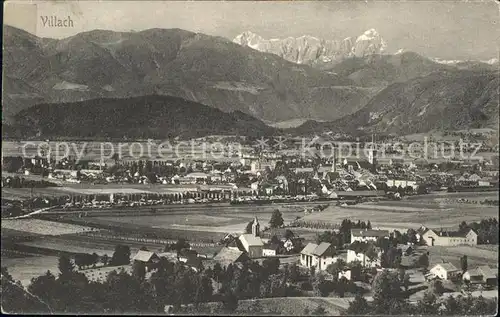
[459,218,499,244]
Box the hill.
[294,70,500,135]
[9,95,277,139]
[2,25,369,123]
[327,52,456,87]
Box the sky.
[4,0,500,60]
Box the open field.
[301,193,498,231]
[1,219,97,236]
[426,245,499,269]
[93,211,303,233]
[1,255,60,287]
[89,204,309,235]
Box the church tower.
[251,216,260,237]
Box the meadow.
[300,193,499,231]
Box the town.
[2,135,498,315]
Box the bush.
[300,281,313,291]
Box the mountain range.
[3,25,369,124]
[233,28,387,69]
[2,25,499,137]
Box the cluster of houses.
[296,226,496,288]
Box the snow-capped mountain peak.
[233,29,387,65]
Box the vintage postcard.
[1,0,499,315]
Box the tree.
[269,209,284,228]
[284,229,295,240]
[288,263,301,283]
[3,269,53,314]
[326,259,346,277]
[418,253,429,271]
[346,293,371,315]
[270,235,281,245]
[312,273,332,297]
[90,253,99,268]
[428,279,444,296]
[460,255,468,273]
[173,238,190,255]
[58,255,75,276]
[221,290,238,312]
[101,254,109,266]
[245,221,253,234]
[371,270,405,314]
[110,245,131,266]
[403,273,411,292]
[416,292,439,315]
[262,258,280,276]
[212,262,224,283]
[132,261,146,280]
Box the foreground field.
[198,296,351,315]
[301,193,498,231]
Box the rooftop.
[213,247,246,265]
[301,242,319,256]
[351,229,390,238]
[312,242,333,257]
[435,262,459,272]
[133,250,159,262]
[239,234,264,246]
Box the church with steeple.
[251,216,260,236]
[239,216,264,258]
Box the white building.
[338,270,352,281]
[300,242,339,271]
[420,228,477,246]
[262,244,279,257]
[430,262,460,280]
[351,229,390,243]
[346,249,382,268]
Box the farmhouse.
[430,262,460,280]
[463,265,498,286]
[132,250,160,271]
[300,242,338,271]
[420,228,477,246]
[351,229,390,243]
[213,247,249,267]
[346,248,382,268]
